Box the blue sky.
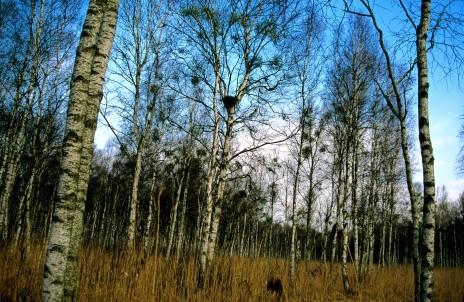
[427,78,463,200]
[338,0,464,200]
[94,0,464,201]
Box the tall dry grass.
[1,244,463,301]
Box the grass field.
[1,244,463,301]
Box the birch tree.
[174,1,225,285]
[0,0,81,241]
[205,0,297,279]
[350,1,454,299]
[107,0,168,249]
[325,14,380,291]
[348,2,420,298]
[415,2,435,300]
[287,2,324,283]
[176,0,296,286]
[42,0,119,300]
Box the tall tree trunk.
[42,1,119,300]
[269,181,276,258]
[206,103,236,265]
[198,67,221,288]
[401,119,422,302]
[305,192,313,261]
[323,160,336,263]
[387,189,394,265]
[417,1,435,301]
[240,213,247,257]
[0,150,22,238]
[341,140,352,294]
[359,3,423,299]
[127,144,144,249]
[351,136,360,277]
[176,168,190,261]
[167,171,185,258]
[290,106,306,284]
[144,170,157,252]
[331,155,343,266]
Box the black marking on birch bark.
[49,244,65,254]
[419,89,428,99]
[80,28,91,37]
[52,213,65,223]
[428,157,434,165]
[64,129,81,143]
[424,195,434,205]
[73,75,85,82]
[44,262,52,275]
[418,117,428,128]
[419,132,426,143]
[420,141,433,151]
[422,245,434,254]
[84,118,96,129]
[423,222,434,229]
[424,181,434,188]
[85,44,98,54]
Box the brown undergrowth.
[1,244,463,301]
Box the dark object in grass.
[266,277,283,296]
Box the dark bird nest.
[222,95,239,113]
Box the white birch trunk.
[417,2,435,301]
[198,67,220,287]
[166,172,185,258]
[42,1,118,300]
[206,104,235,264]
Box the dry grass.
[1,244,463,301]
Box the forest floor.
[1,244,463,301]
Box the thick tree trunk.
[42,0,118,300]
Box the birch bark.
[417,2,436,301]
[42,1,118,300]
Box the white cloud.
[442,178,464,201]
